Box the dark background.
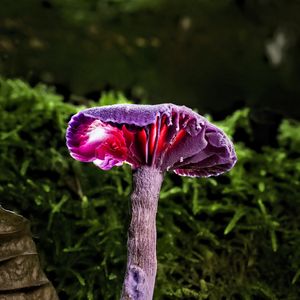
[0,0,300,121]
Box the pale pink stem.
[121,166,164,300]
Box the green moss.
[0,78,299,299]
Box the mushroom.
[66,103,237,300]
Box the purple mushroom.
[66,103,237,300]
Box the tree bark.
[0,206,59,300]
[121,166,164,300]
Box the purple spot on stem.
[125,265,147,300]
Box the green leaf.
[224,208,245,235]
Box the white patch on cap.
[93,158,105,168]
[88,126,107,143]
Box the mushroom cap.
[66,103,237,177]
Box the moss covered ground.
[0,78,300,299]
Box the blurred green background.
[0,0,300,119]
[1,1,300,300]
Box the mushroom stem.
[121,166,164,300]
